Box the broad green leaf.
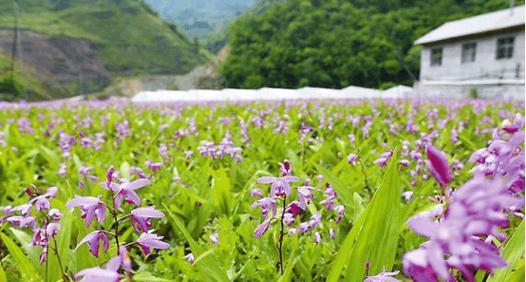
[327,153,401,282]
[210,168,233,216]
[164,205,229,282]
[120,162,131,179]
[487,220,525,282]
[0,232,41,281]
[133,272,173,282]
[0,264,7,282]
[8,228,40,268]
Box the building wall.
[415,82,524,99]
[419,29,525,81]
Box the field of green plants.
[0,99,523,282]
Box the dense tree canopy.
[220,0,522,89]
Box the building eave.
[414,25,525,46]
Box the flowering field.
[0,99,523,282]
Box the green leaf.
[0,264,7,282]
[8,229,40,268]
[0,232,41,281]
[133,272,173,282]
[487,220,525,282]
[164,204,229,282]
[210,168,233,216]
[120,162,131,179]
[327,153,402,282]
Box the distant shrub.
[469,87,479,99]
[379,82,396,90]
[0,72,24,98]
[167,82,179,90]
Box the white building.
[414,6,525,99]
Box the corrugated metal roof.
[415,5,525,45]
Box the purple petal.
[131,206,164,218]
[256,176,278,184]
[124,178,150,190]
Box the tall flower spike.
[425,145,451,188]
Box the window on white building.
[496,37,514,59]
[430,47,442,66]
[461,42,476,63]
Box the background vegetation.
[220,0,524,89]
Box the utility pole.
[10,0,19,74]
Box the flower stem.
[108,190,121,255]
[359,162,371,193]
[278,195,287,275]
[45,244,49,282]
[52,236,68,280]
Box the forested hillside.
[221,0,523,89]
[144,0,257,41]
[0,0,206,100]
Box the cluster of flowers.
[251,160,345,243]
[0,186,62,266]
[197,132,242,162]
[66,167,170,281]
[402,118,525,281]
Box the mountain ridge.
[0,0,206,100]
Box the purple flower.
[250,197,277,218]
[313,232,321,244]
[374,150,393,168]
[320,183,337,211]
[46,223,61,237]
[145,160,163,172]
[7,216,36,228]
[501,113,523,133]
[297,186,315,209]
[210,232,219,245]
[254,219,271,238]
[66,196,106,227]
[347,154,358,165]
[309,213,322,229]
[136,232,170,255]
[283,213,295,226]
[364,270,401,282]
[12,203,32,217]
[257,175,299,197]
[48,208,62,221]
[104,245,132,273]
[425,145,451,188]
[402,191,414,203]
[403,176,521,281]
[334,205,345,223]
[250,188,263,197]
[102,178,150,209]
[130,206,165,232]
[76,231,110,258]
[184,253,195,264]
[285,201,305,217]
[28,187,58,211]
[297,222,310,234]
[74,266,120,282]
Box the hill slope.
[144,0,257,41]
[0,0,206,100]
[220,0,523,89]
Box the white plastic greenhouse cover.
[131,85,405,103]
